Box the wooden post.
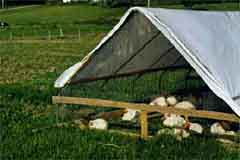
[185,115,189,123]
[140,111,148,139]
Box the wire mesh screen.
[58,67,239,137]
[61,68,233,113]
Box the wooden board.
[52,96,240,123]
[140,111,148,139]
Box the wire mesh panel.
[60,66,235,114]
[56,66,239,138]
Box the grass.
[0,4,125,39]
[0,3,240,160]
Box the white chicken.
[166,96,178,106]
[150,96,168,107]
[210,122,226,135]
[163,113,186,128]
[186,122,203,134]
[210,122,236,136]
[89,118,108,130]
[174,101,196,110]
[122,109,138,121]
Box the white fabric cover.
[54,7,240,116]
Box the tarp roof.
[54,7,240,116]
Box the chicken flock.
[86,96,237,139]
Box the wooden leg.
[185,115,189,123]
[140,111,148,140]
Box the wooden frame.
[69,66,190,84]
[52,96,240,139]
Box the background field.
[0,3,239,160]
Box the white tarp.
[54,7,240,116]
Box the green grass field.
[0,3,240,160]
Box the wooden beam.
[69,66,190,84]
[52,96,240,123]
[140,111,148,139]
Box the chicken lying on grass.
[166,96,178,106]
[121,96,193,122]
[149,96,179,107]
[122,109,139,121]
[155,96,204,139]
[121,96,170,122]
[210,122,236,136]
[121,95,236,140]
[149,96,196,110]
[209,122,238,144]
[162,113,186,128]
[185,122,204,134]
[150,96,168,107]
[174,101,196,110]
[161,113,203,135]
[89,118,108,130]
[158,96,198,129]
